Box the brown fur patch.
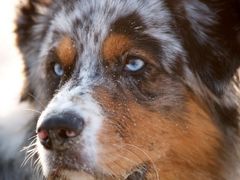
[94,87,224,179]
[102,33,133,61]
[42,0,52,5]
[56,36,76,67]
[37,0,52,6]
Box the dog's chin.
[48,170,95,180]
[46,168,147,180]
[42,157,97,180]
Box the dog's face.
[16,0,240,179]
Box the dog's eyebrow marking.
[101,12,146,62]
[102,33,132,61]
[56,36,76,67]
[41,0,52,5]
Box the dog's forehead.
[38,0,183,74]
[49,0,170,45]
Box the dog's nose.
[37,112,84,149]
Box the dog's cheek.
[93,87,224,179]
[129,99,224,178]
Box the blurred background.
[0,0,25,118]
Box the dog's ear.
[237,0,240,48]
[178,0,240,128]
[170,0,240,96]
[15,0,52,101]
[197,0,240,96]
[16,0,52,54]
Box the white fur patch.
[37,141,50,175]
[37,81,104,175]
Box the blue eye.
[125,58,145,72]
[54,63,64,76]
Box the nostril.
[58,129,80,139]
[37,128,49,141]
[37,128,52,149]
[65,130,79,138]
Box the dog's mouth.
[49,170,146,180]
[46,159,147,180]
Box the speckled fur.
[1,0,239,179]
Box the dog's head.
[16,0,240,179]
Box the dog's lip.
[46,163,147,180]
[44,150,148,179]
[45,157,97,178]
[47,169,146,180]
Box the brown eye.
[124,57,145,72]
[53,63,64,77]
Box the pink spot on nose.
[38,129,49,140]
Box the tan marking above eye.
[56,36,77,67]
[102,33,133,61]
[40,0,52,6]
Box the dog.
[1,0,240,179]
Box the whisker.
[117,152,139,165]
[98,145,144,178]
[26,93,44,108]
[21,150,37,167]
[21,138,37,152]
[122,143,160,180]
[33,156,40,167]
[21,137,38,167]
[26,148,37,154]
[23,109,41,114]
[35,160,43,178]
[28,134,37,141]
